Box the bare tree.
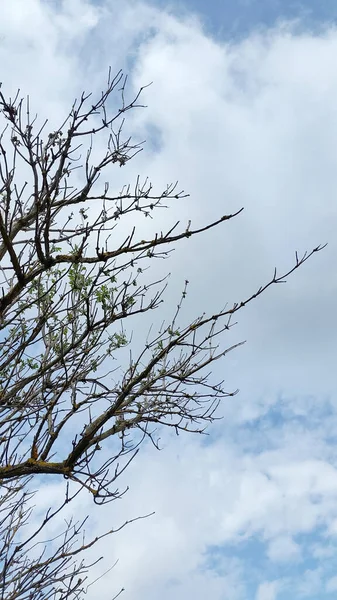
[0,69,324,599]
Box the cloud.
[267,535,302,563]
[256,580,280,600]
[3,1,337,599]
[297,567,324,597]
[326,574,337,593]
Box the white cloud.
[297,568,324,597]
[256,581,280,600]
[326,574,337,592]
[267,535,301,563]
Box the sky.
[2,0,337,599]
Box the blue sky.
[2,1,337,599]
[147,0,337,37]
